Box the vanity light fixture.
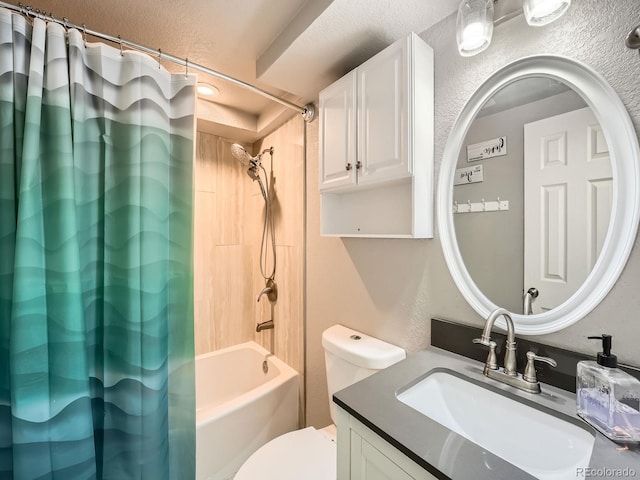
[523,0,571,27]
[456,0,495,57]
[456,0,572,56]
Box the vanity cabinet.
[337,407,438,480]
[318,32,433,238]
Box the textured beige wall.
[193,115,305,421]
[305,0,640,428]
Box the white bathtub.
[195,341,299,480]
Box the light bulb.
[456,0,494,57]
[461,22,487,51]
[523,0,571,27]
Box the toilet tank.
[322,324,406,424]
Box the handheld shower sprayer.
[230,143,253,166]
[229,143,277,284]
[231,143,260,180]
[230,143,274,181]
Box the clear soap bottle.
[576,334,640,444]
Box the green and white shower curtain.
[0,9,195,479]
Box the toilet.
[234,324,406,480]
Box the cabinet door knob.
[346,163,352,171]
[356,161,362,170]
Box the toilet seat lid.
[234,427,336,480]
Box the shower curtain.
[0,9,195,479]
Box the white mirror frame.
[437,55,640,335]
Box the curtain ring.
[63,17,69,29]
[82,24,87,47]
[25,6,33,18]
[158,48,162,69]
[18,3,24,15]
[118,35,124,56]
[185,58,189,78]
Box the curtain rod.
[0,1,316,122]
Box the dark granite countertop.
[333,347,640,480]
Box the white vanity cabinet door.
[356,35,411,188]
[337,407,438,480]
[319,70,357,192]
[351,433,416,480]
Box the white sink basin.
[397,370,595,480]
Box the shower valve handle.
[257,278,278,303]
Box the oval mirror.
[437,55,640,335]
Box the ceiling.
[478,77,577,118]
[11,0,462,141]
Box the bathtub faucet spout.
[256,320,274,332]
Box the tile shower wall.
[194,115,305,419]
[253,118,305,384]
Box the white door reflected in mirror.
[523,107,612,314]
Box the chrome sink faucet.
[473,308,517,376]
[473,308,557,394]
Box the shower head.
[231,144,274,165]
[231,143,262,181]
[231,143,254,166]
[230,144,275,182]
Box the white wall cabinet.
[337,407,439,480]
[318,32,433,238]
[319,71,357,191]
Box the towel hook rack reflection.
[453,197,509,214]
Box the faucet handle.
[257,278,278,303]
[523,351,557,383]
[473,338,498,370]
[472,336,492,347]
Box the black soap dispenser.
[576,334,640,443]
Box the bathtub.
[195,341,299,480]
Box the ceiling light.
[523,0,571,27]
[197,83,220,98]
[456,0,495,57]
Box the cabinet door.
[338,408,439,480]
[351,433,416,480]
[356,36,411,187]
[319,70,357,192]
